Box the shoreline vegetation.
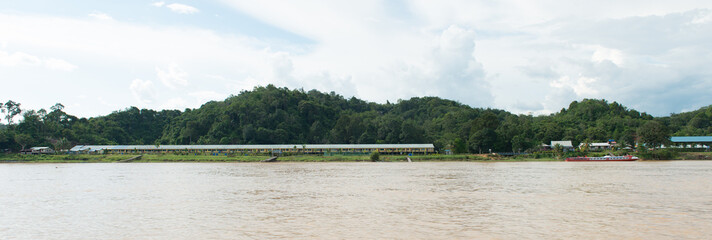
[2,152,711,163]
[3,86,712,161]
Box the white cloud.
[366,25,490,106]
[5,2,712,117]
[151,2,199,15]
[156,64,189,88]
[550,75,599,97]
[691,10,712,24]
[96,97,117,108]
[297,72,357,99]
[0,12,280,117]
[214,1,493,106]
[0,50,76,71]
[240,51,359,98]
[189,91,227,105]
[161,97,188,110]
[0,50,41,66]
[129,79,157,104]
[0,14,271,68]
[88,12,113,21]
[166,3,199,14]
[44,58,77,71]
[591,46,624,66]
[268,51,296,86]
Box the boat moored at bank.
[565,155,639,162]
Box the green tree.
[553,143,564,160]
[453,138,467,154]
[0,130,12,151]
[14,133,33,151]
[50,103,65,112]
[638,121,670,149]
[399,120,425,143]
[182,120,199,144]
[3,100,22,125]
[511,134,532,153]
[0,101,4,121]
[50,137,71,151]
[469,128,496,153]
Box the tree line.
[2,85,709,153]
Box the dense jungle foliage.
[2,85,710,153]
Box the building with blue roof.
[670,136,712,148]
[670,136,712,143]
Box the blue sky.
[2,1,712,118]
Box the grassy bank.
[676,152,712,160]
[1,153,562,163]
[4,152,709,163]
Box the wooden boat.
[261,156,279,162]
[565,155,639,162]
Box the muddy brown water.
[1,161,711,239]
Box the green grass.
[0,153,124,163]
[676,152,712,160]
[0,153,566,163]
[5,151,708,163]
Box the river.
[1,161,711,239]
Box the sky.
[2,0,712,118]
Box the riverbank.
[676,152,712,160]
[0,153,562,163]
[3,152,710,163]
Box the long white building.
[69,144,436,155]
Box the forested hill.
[658,106,712,136]
[1,85,711,153]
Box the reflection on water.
[1,161,712,239]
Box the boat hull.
[565,156,639,162]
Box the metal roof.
[70,144,435,151]
[69,145,116,152]
[590,143,611,147]
[577,142,611,147]
[30,147,53,150]
[550,141,573,147]
[670,136,712,143]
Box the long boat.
[565,155,639,162]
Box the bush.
[638,148,678,160]
[370,151,380,162]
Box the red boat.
[565,155,639,162]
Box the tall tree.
[50,103,65,112]
[0,101,4,123]
[3,100,22,125]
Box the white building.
[30,147,55,154]
[550,141,574,149]
[578,142,616,151]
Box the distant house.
[550,141,574,151]
[30,147,55,154]
[578,142,617,151]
